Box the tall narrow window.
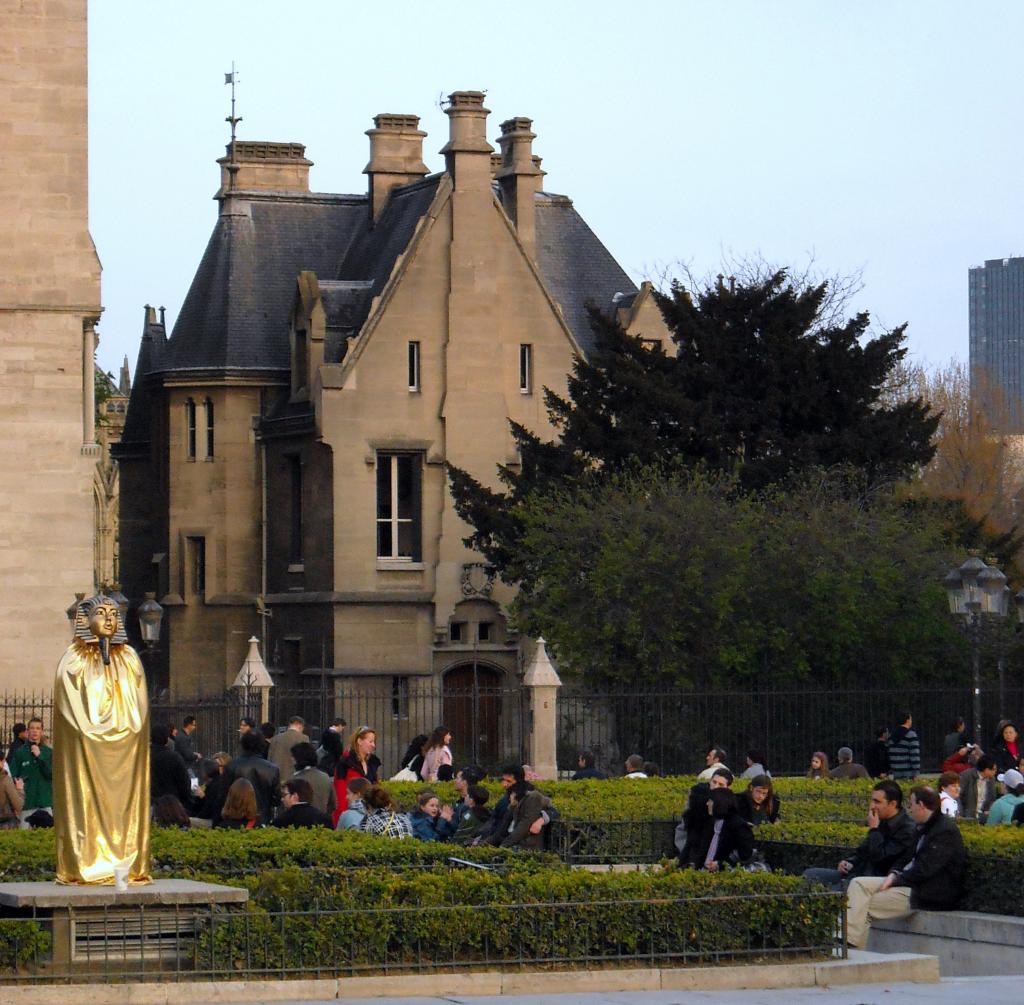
[376,452,422,561]
[519,344,532,394]
[204,397,215,458]
[185,399,196,459]
[407,341,420,392]
[186,536,206,596]
[294,329,308,394]
[288,455,303,565]
[391,676,410,719]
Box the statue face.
[88,604,119,639]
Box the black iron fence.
[558,685,1024,776]
[0,893,844,983]
[270,683,528,775]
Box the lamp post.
[137,592,164,694]
[943,554,1018,745]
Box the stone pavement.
[243,980,1018,1005]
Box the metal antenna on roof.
[436,92,450,110]
[224,62,242,190]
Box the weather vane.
[224,62,242,190]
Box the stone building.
[0,0,102,694]
[117,92,669,730]
[94,358,131,590]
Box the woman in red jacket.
[332,726,381,826]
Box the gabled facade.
[118,91,670,701]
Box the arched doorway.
[442,663,504,768]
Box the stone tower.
[0,0,102,692]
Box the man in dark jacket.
[173,715,201,769]
[802,781,916,891]
[224,729,281,825]
[846,785,966,947]
[150,723,192,808]
[571,750,608,781]
[272,778,332,829]
[864,727,890,779]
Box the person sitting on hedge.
[491,780,553,849]
[409,789,457,841]
[273,777,334,829]
[807,751,830,779]
[985,768,1024,826]
[740,749,770,780]
[697,747,729,781]
[690,789,754,872]
[153,794,191,829]
[675,781,711,862]
[958,754,998,822]
[336,776,371,830]
[215,778,260,830]
[476,764,523,843]
[938,771,960,817]
[358,784,413,839]
[829,747,869,780]
[451,784,491,845]
[846,785,966,949]
[450,764,485,819]
[737,774,780,825]
[801,780,916,893]
[940,739,976,776]
[571,750,607,780]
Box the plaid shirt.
[359,808,413,839]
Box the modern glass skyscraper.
[969,257,1024,433]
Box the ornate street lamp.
[944,554,1010,746]
[137,592,164,647]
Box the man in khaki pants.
[846,785,967,948]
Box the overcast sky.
[88,1,1024,377]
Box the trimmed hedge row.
[0,830,839,974]
[191,866,839,973]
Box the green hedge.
[0,829,838,975]
[191,867,839,974]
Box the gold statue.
[54,595,151,885]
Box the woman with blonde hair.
[420,726,453,783]
[332,726,381,825]
[215,778,259,829]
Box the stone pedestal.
[523,637,561,780]
[0,879,248,972]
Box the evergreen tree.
[449,270,938,573]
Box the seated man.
[846,785,966,948]
[802,780,916,892]
[829,747,869,780]
[698,747,729,781]
[624,754,647,778]
[571,750,607,781]
[709,767,733,789]
[957,754,997,822]
[272,777,333,829]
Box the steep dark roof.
[534,193,638,356]
[157,195,367,374]
[337,175,441,296]
[117,313,166,449]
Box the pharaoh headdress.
[73,594,129,647]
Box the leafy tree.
[512,468,967,690]
[449,271,938,571]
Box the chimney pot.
[496,115,542,258]
[216,141,312,198]
[440,91,494,185]
[364,113,429,221]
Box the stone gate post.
[523,637,561,779]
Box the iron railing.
[0,892,844,983]
[558,685,1024,776]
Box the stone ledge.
[0,951,938,1004]
[0,879,248,909]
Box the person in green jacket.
[8,717,53,827]
[986,769,1024,826]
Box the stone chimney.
[440,91,493,190]
[364,114,429,221]
[216,141,312,197]
[496,117,543,257]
